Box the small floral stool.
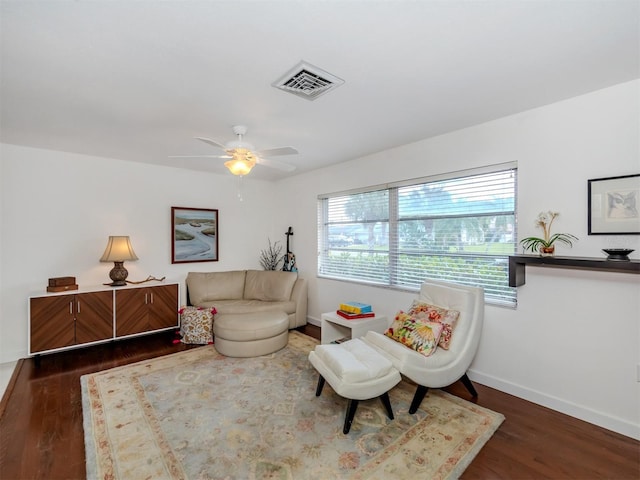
[179,306,216,344]
[308,338,401,434]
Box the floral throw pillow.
[179,306,217,344]
[407,301,460,350]
[384,311,444,357]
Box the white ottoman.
[308,338,401,433]
[213,311,289,357]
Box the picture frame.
[588,174,640,235]
[171,207,219,263]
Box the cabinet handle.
[77,301,81,313]
[145,293,148,305]
[150,293,154,304]
[69,301,73,315]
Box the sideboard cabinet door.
[115,284,179,337]
[114,288,148,337]
[29,291,114,354]
[74,291,113,344]
[30,295,75,353]
[148,284,179,331]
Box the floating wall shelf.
[508,254,640,287]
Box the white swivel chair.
[364,279,484,414]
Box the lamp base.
[108,261,129,286]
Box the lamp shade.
[100,236,139,262]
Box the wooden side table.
[320,311,389,344]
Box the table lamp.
[100,236,138,286]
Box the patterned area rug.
[81,332,504,479]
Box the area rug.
[81,332,504,479]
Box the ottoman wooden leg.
[343,399,359,434]
[379,392,394,420]
[315,375,326,396]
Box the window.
[317,163,517,307]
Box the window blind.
[318,164,518,306]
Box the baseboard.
[308,316,321,327]
[0,359,24,421]
[468,369,640,441]
[0,347,24,365]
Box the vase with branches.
[259,239,283,270]
[519,211,578,256]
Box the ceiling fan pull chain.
[236,175,244,202]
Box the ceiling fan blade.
[255,146,298,157]
[168,154,231,159]
[195,137,227,150]
[255,157,296,172]
[178,129,298,174]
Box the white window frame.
[317,163,518,307]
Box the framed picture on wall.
[171,207,219,263]
[588,174,640,235]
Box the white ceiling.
[1,0,638,180]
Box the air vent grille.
[273,61,344,100]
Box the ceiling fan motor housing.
[226,125,253,151]
[226,140,254,152]
[232,125,247,135]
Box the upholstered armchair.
[363,279,485,413]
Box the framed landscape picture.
[171,207,219,263]
[588,174,640,235]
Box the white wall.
[1,80,638,440]
[0,145,279,364]
[274,80,640,439]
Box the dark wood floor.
[1,325,638,479]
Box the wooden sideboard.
[28,282,179,356]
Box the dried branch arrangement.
[259,239,283,270]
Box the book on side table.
[338,302,372,314]
[335,309,375,320]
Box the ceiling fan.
[170,125,298,176]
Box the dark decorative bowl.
[602,248,634,261]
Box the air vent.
[272,61,344,101]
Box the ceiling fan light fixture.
[224,159,255,176]
[224,149,256,176]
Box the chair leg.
[315,375,325,396]
[343,399,359,434]
[409,384,429,414]
[460,373,478,397]
[379,392,394,420]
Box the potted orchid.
[519,211,578,256]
